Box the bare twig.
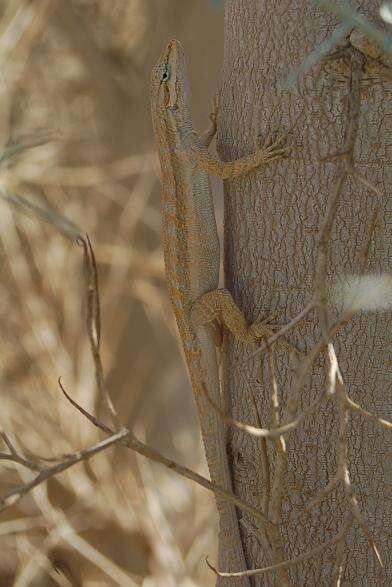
[206,517,353,578]
[315,0,392,55]
[251,301,314,360]
[331,516,352,586]
[271,47,386,578]
[0,453,42,472]
[199,377,325,439]
[0,429,130,513]
[348,167,383,197]
[285,21,352,87]
[315,170,347,336]
[58,377,112,435]
[0,432,44,471]
[288,309,355,414]
[249,389,270,514]
[313,50,388,569]
[267,345,286,519]
[339,386,392,430]
[58,384,276,531]
[314,49,364,339]
[0,431,17,455]
[266,346,291,586]
[335,375,383,568]
[77,235,120,428]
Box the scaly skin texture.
[150,39,287,584]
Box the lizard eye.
[161,67,170,83]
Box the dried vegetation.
[0,1,217,585]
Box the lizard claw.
[254,130,294,160]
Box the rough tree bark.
[217,1,391,585]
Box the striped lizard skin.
[150,39,288,583]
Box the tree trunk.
[218,1,391,584]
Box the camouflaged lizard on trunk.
[150,39,288,583]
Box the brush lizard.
[150,39,287,582]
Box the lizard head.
[150,39,191,131]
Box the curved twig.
[206,518,353,578]
[340,387,392,430]
[200,379,325,439]
[58,382,276,531]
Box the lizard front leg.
[191,288,275,344]
[180,127,290,180]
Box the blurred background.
[0,1,225,585]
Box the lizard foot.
[254,130,293,161]
[191,288,275,344]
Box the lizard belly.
[185,168,220,301]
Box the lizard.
[150,39,289,582]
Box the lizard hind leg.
[191,288,274,344]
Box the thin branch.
[267,345,286,518]
[251,301,314,360]
[340,386,392,430]
[0,429,130,513]
[206,518,353,578]
[77,235,120,427]
[314,49,364,339]
[249,388,270,514]
[314,170,347,336]
[125,433,275,530]
[0,453,42,472]
[0,432,43,471]
[307,55,364,472]
[86,233,101,346]
[0,431,17,455]
[59,386,276,531]
[199,377,325,439]
[285,21,352,87]
[326,342,339,396]
[348,167,383,197]
[316,344,384,569]
[331,516,352,586]
[315,0,392,55]
[335,377,383,568]
[266,345,291,586]
[58,377,112,435]
[288,309,355,416]
[273,51,385,577]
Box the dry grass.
[0,1,220,584]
